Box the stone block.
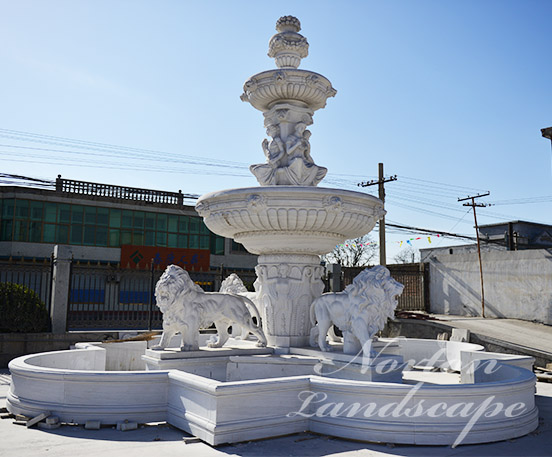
[85,420,101,430]
[117,421,138,431]
[451,328,470,342]
[45,416,59,425]
[26,412,50,428]
[38,421,60,430]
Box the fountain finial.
[268,15,309,69]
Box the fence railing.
[342,263,429,312]
[67,265,219,331]
[1,256,429,332]
[0,259,52,311]
[56,176,198,205]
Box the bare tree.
[393,246,420,264]
[322,235,377,267]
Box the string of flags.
[336,235,440,249]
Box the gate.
[341,263,429,312]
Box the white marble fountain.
[6,16,538,448]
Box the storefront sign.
[121,245,210,270]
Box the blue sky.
[1,0,551,260]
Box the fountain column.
[196,16,385,349]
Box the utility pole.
[358,163,397,266]
[458,192,490,318]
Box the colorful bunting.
[335,234,440,249]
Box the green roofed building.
[0,175,256,272]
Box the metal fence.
[0,259,52,311]
[1,257,428,330]
[342,263,429,312]
[67,264,219,331]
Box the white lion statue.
[309,265,404,356]
[152,265,266,351]
[219,273,260,339]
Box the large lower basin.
[6,338,538,447]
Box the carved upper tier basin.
[195,187,385,255]
[240,69,336,111]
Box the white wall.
[427,249,552,324]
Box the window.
[145,213,156,230]
[168,233,178,248]
[72,205,84,224]
[178,216,188,232]
[157,214,167,232]
[14,220,28,242]
[0,220,13,241]
[156,231,167,247]
[43,223,56,243]
[177,234,188,249]
[133,231,144,245]
[70,224,83,244]
[168,215,178,232]
[189,217,199,233]
[109,229,120,247]
[96,227,108,246]
[110,209,121,228]
[97,208,109,226]
[121,230,132,245]
[212,235,225,255]
[145,231,155,246]
[56,225,69,244]
[29,222,42,242]
[44,203,57,222]
[133,211,144,229]
[83,226,95,245]
[59,204,71,224]
[1,198,225,254]
[30,201,43,220]
[122,210,133,228]
[15,200,29,218]
[2,199,15,218]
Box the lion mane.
[309,265,404,355]
[153,265,266,351]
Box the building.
[478,220,552,250]
[0,175,257,275]
[420,220,552,262]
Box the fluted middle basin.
[195,186,385,255]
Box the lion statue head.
[350,266,404,332]
[155,264,203,313]
[310,265,404,354]
[220,273,249,295]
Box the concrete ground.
[1,369,551,457]
[429,314,552,365]
[431,315,552,353]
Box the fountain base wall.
[7,338,538,446]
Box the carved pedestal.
[255,254,324,348]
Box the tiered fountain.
[196,15,385,349]
[6,16,538,448]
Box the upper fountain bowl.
[240,69,337,112]
[196,186,385,255]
